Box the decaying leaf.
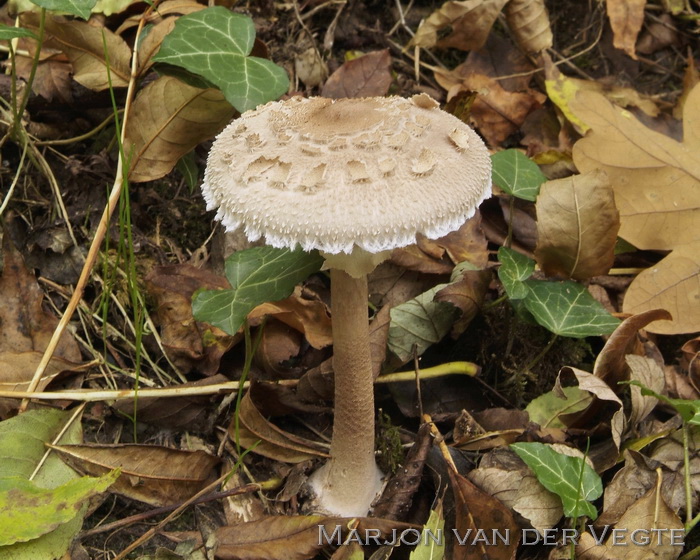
[21,13,131,90]
[577,483,684,559]
[503,0,552,53]
[145,264,235,376]
[232,390,328,463]
[436,69,545,145]
[626,355,665,429]
[49,443,221,507]
[448,465,520,559]
[593,309,672,386]
[248,287,332,350]
[556,367,625,450]
[410,0,507,51]
[321,50,393,99]
[623,242,700,334]
[0,232,80,361]
[535,170,620,280]
[125,76,235,182]
[469,449,563,533]
[571,84,700,334]
[606,0,646,59]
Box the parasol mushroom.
[201,94,492,516]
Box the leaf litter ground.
[0,0,699,559]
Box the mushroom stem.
[308,268,383,516]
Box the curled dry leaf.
[556,367,624,450]
[0,351,88,419]
[593,309,672,386]
[410,0,507,51]
[21,13,131,90]
[606,0,646,60]
[248,287,332,350]
[49,443,221,507]
[626,355,665,429]
[115,0,206,34]
[232,390,328,463]
[125,75,235,182]
[321,49,393,99]
[534,169,620,281]
[504,0,553,53]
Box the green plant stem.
[679,545,700,560]
[483,293,508,310]
[685,422,693,528]
[4,361,480,402]
[34,110,121,146]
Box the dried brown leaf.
[115,0,205,34]
[125,76,235,182]
[436,70,545,145]
[606,0,646,59]
[233,390,328,463]
[556,367,624,450]
[572,84,700,334]
[0,232,80,360]
[577,484,683,559]
[372,422,433,520]
[14,56,73,103]
[571,86,700,252]
[321,50,393,99]
[21,13,131,90]
[410,0,507,51]
[504,0,553,53]
[593,309,671,385]
[535,170,620,280]
[626,355,665,428]
[435,269,490,336]
[50,443,221,507]
[249,288,332,350]
[623,242,700,334]
[448,467,520,559]
[145,264,235,375]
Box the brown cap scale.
[202,94,491,516]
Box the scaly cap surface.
[202,94,492,255]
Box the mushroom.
[201,94,492,517]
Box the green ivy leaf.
[388,284,459,362]
[497,246,535,300]
[491,149,546,202]
[522,279,620,338]
[0,24,37,40]
[152,7,289,113]
[29,0,96,20]
[192,246,323,335]
[526,386,593,429]
[0,472,118,546]
[410,501,445,560]
[511,442,602,520]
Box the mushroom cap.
[202,94,491,255]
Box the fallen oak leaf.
[571,84,700,334]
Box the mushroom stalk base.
[308,269,383,517]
